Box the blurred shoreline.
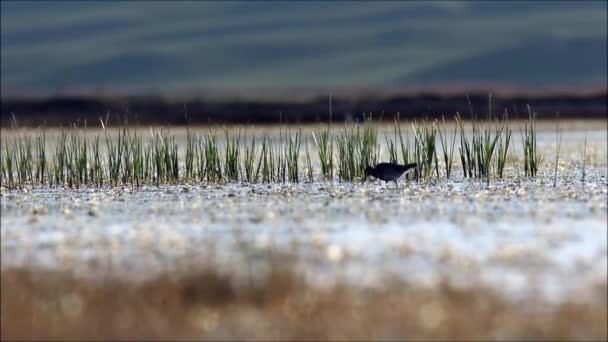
[1,90,606,127]
[2,265,606,340]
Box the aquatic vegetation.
[312,125,333,180]
[259,135,272,183]
[412,119,438,181]
[495,111,512,179]
[437,115,457,179]
[359,114,380,179]
[184,127,195,181]
[223,129,241,182]
[149,128,179,185]
[472,96,504,185]
[336,126,358,182]
[34,128,47,184]
[395,114,414,180]
[2,107,604,342]
[553,115,563,188]
[0,107,583,189]
[454,95,512,184]
[203,131,222,183]
[522,105,542,177]
[384,124,399,164]
[456,112,474,178]
[243,133,261,183]
[2,137,15,189]
[285,129,302,183]
[304,137,314,183]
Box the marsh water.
[1,123,607,305]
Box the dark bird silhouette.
[365,162,417,187]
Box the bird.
[365,162,417,188]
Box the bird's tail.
[402,163,417,173]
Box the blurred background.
[1,1,607,125]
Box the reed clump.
[1,105,552,189]
[335,114,380,182]
[412,119,438,181]
[437,116,457,179]
[312,125,333,180]
[522,105,542,177]
[455,95,512,185]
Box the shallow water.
[2,163,606,304]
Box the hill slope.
[1,1,606,94]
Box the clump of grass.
[145,140,153,184]
[358,114,379,179]
[286,130,302,183]
[455,95,509,184]
[395,114,414,180]
[336,115,380,182]
[472,96,504,185]
[121,130,134,187]
[275,132,287,183]
[412,119,438,181]
[15,134,33,187]
[104,123,123,186]
[224,129,241,182]
[336,128,357,182]
[312,128,333,180]
[193,133,205,182]
[304,137,314,183]
[129,131,145,187]
[150,128,179,185]
[113,125,138,187]
[553,114,563,188]
[243,132,261,183]
[2,138,15,189]
[456,112,474,178]
[34,127,47,184]
[521,105,542,177]
[437,115,457,179]
[495,111,512,179]
[385,124,398,164]
[52,130,68,187]
[185,127,195,181]
[90,135,103,186]
[65,125,89,188]
[260,135,273,183]
[204,132,222,183]
[167,134,179,183]
[192,133,202,182]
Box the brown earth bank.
[1,91,606,127]
[1,266,606,341]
